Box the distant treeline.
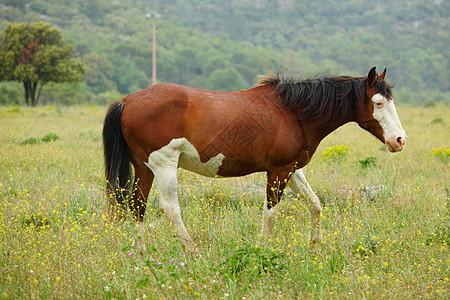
[0,0,448,106]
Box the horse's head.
[356,67,406,153]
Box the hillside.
[138,0,449,102]
[0,0,448,105]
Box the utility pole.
[146,12,158,85]
[152,12,157,86]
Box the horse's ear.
[379,68,387,80]
[367,67,377,87]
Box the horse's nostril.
[397,136,402,144]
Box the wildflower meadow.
[0,104,448,299]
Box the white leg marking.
[288,169,323,245]
[144,138,200,255]
[262,201,280,236]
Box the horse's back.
[120,83,300,176]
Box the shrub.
[39,82,86,105]
[321,145,350,161]
[221,244,285,277]
[431,117,444,124]
[6,106,20,113]
[20,137,39,145]
[0,83,22,105]
[431,147,449,163]
[423,99,436,108]
[19,132,59,145]
[358,156,378,168]
[5,106,21,117]
[41,132,59,142]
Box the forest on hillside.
[0,0,448,106]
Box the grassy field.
[0,104,448,299]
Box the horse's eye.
[375,102,383,108]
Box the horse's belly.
[147,137,262,178]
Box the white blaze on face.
[371,93,407,152]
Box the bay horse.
[102,67,406,256]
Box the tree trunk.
[23,81,39,106]
[31,82,38,106]
[37,82,45,103]
[23,81,30,106]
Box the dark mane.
[258,73,393,124]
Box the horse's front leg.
[261,169,291,236]
[287,169,323,246]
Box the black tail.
[102,101,131,214]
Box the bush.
[431,147,449,163]
[358,156,378,168]
[221,243,285,277]
[424,99,436,108]
[41,133,59,142]
[20,137,39,145]
[0,83,23,105]
[39,82,86,105]
[431,117,444,124]
[19,132,59,145]
[88,90,124,105]
[321,145,350,161]
[6,106,20,113]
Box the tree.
[4,0,27,10]
[83,53,117,94]
[207,68,248,92]
[0,22,85,106]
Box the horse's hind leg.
[128,157,155,251]
[144,141,199,257]
[129,160,154,221]
[287,169,323,246]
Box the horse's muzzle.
[386,135,406,152]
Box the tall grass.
[0,105,448,299]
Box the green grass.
[0,105,449,299]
